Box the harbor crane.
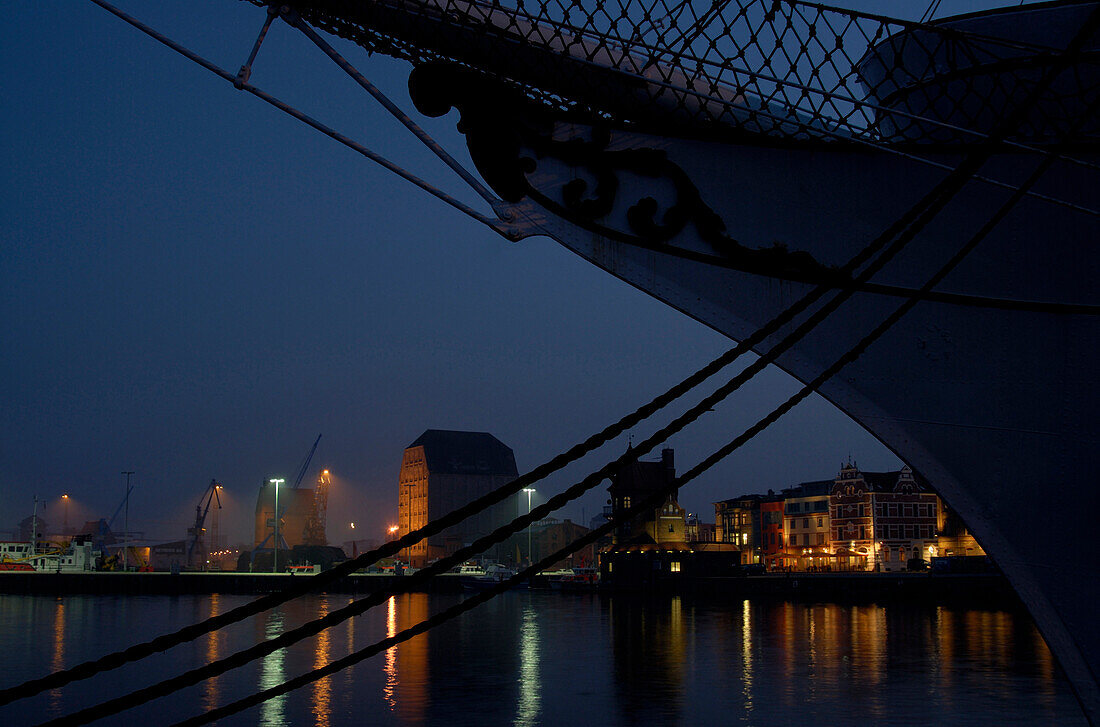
[186,479,222,570]
[303,468,330,547]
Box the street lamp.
[121,471,134,571]
[269,478,285,573]
[61,494,70,535]
[522,488,535,565]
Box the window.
[889,504,898,517]
[670,561,681,573]
[816,533,825,545]
[817,517,823,528]
[668,523,675,533]
[802,518,809,529]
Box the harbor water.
[0,591,1084,726]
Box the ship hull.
[456,114,1099,717]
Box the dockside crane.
[186,479,222,570]
[291,434,322,490]
[303,469,330,546]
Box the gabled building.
[829,462,939,571]
[397,429,518,568]
[607,447,685,545]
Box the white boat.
[459,563,521,591]
[0,536,101,573]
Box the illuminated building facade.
[714,495,762,564]
[830,463,939,572]
[760,499,784,569]
[782,481,832,570]
[397,429,518,568]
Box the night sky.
[0,0,942,547]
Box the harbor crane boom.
[292,434,322,489]
[186,479,222,569]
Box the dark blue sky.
[0,1,928,546]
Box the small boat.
[459,563,521,592]
[0,536,100,573]
[554,567,600,592]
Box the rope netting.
[270,0,1100,143]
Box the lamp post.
[61,494,70,535]
[269,478,284,573]
[522,488,535,565]
[121,471,134,571]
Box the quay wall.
[0,571,1014,604]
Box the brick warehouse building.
[398,430,518,568]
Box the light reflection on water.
[383,595,397,711]
[514,604,540,726]
[259,609,287,726]
[311,596,331,727]
[0,592,1085,726]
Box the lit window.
[670,561,681,572]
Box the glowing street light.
[61,494,70,535]
[269,478,285,573]
[388,525,399,541]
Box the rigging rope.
[15,0,1094,713]
[171,106,1080,724]
[23,2,1096,722]
[37,85,1049,720]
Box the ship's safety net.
[266,0,1100,143]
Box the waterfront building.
[602,448,739,583]
[830,462,939,572]
[936,501,988,559]
[607,447,686,545]
[782,481,832,570]
[760,498,785,570]
[684,513,716,543]
[397,429,518,568]
[714,495,764,564]
[531,517,595,570]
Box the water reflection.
[513,605,540,726]
[202,593,221,712]
[740,599,754,712]
[49,598,65,713]
[312,596,332,727]
[610,595,688,725]
[394,593,429,724]
[259,609,287,726]
[383,596,397,711]
[0,593,1080,726]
